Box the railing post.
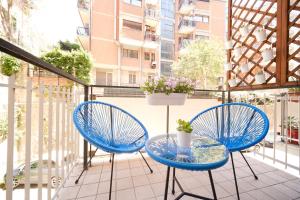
[222,91,225,104]
[83,86,89,169]
[25,79,32,200]
[6,75,15,200]
[227,90,231,103]
[38,83,45,200]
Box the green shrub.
[0,55,21,76]
[0,118,8,143]
[41,47,92,83]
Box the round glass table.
[146,134,229,200]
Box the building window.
[123,0,142,7]
[194,14,209,23]
[129,73,137,84]
[195,34,209,40]
[144,52,155,61]
[151,53,155,61]
[161,40,174,60]
[144,52,150,60]
[161,20,174,40]
[123,20,142,31]
[122,49,139,59]
[161,61,172,76]
[161,0,174,19]
[96,71,113,85]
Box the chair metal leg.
[75,148,98,184]
[109,153,115,200]
[139,151,153,173]
[89,144,92,167]
[172,168,176,194]
[240,151,258,180]
[230,152,240,200]
[208,170,217,200]
[164,166,171,200]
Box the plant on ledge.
[141,77,195,105]
[141,77,195,95]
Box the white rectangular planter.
[146,93,187,105]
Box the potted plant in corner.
[141,77,195,105]
[176,119,193,148]
[286,116,299,145]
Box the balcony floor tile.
[59,153,300,200]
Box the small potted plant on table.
[176,119,193,148]
[141,77,195,105]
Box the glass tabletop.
[145,134,229,171]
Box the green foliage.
[73,50,92,83]
[141,77,194,95]
[59,40,81,52]
[41,44,92,83]
[283,116,299,130]
[177,119,193,133]
[0,118,8,143]
[0,182,5,190]
[288,87,300,93]
[0,54,21,76]
[41,48,74,74]
[172,39,225,89]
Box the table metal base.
[164,167,217,200]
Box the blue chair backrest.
[73,101,148,149]
[190,103,269,152]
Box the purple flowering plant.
[141,76,195,95]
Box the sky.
[25,0,81,54]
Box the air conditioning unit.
[151,61,156,69]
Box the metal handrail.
[77,27,89,36]
[77,0,89,10]
[144,31,160,41]
[179,39,193,49]
[178,19,196,29]
[144,9,159,18]
[178,0,194,11]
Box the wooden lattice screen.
[227,0,300,90]
[287,0,300,84]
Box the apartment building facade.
[77,0,226,86]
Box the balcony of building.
[143,31,160,49]
[77,0,89,25]
[145,0,159,7]
[119,27,144,48]
[178,19,196,34]
[178,38,193,55]
[77,26,90,50]
[144,9,159,27]
[178,0,195,15]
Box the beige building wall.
[175,0,226,60]
[78,0,226,86]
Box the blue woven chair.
[73,101,153,200]
[190,103,269,200]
